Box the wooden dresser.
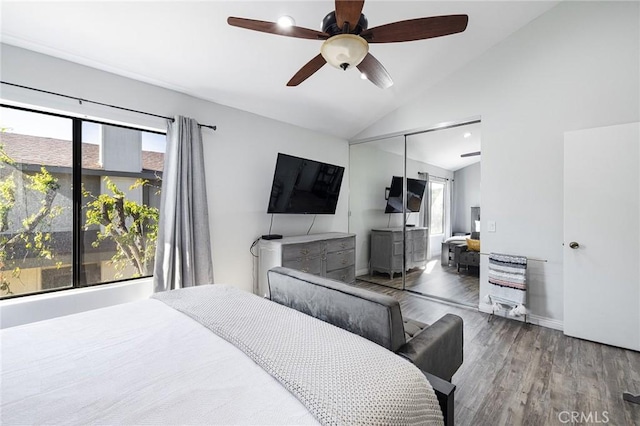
[370,227,428,278]
[257,232,355,297]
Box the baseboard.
[527,313,564,331]
[356,268,369,277]
[478,302,563,331]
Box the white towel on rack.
[487,252,527,315]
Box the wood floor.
[353,281,640,426]
[357,258,480,306]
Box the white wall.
[453,162,481,234]
[349,139,453,275]
[0,279,153,329]
[0,44,349,325]
[353,1,639,326]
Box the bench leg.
[623,392,640,404]
[424,372,456,426]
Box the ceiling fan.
[227,0,468,89]
[461,151,481,158]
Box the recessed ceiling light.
[463,132,472,138]
[360,73,368,80]
[277,15,295,28]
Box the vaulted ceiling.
[1,1,557,142]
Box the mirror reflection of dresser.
[370,227,428,278]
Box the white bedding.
[155,284,443,425]
[0,299,318,425]
[443,235,469,243]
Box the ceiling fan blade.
[335,0,365,32]
[227,17,329,40]
[287,54,327,86]
[461,151,481,158]
[356,53,393,89]
[361,15,469,43]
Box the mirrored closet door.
[349,121,481,307]
[404,127,480,306]
[349,135,408,290]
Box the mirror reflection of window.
[430,181,445,235]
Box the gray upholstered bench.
[267,267,463,425]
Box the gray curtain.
[444,178,453,238]
[153,116,214,292]
[418,172,431,259]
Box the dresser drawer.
[410,228,427,239]
[412,250,427,263]
[391,231,405,242]
[326,249,355,272]
[282,242,323,261]
[326,265,355,283]
[393,241,404,256]
[326,237,355,253]
[257,233,355,297]
[282,255,323,275]
[412,240,426,254]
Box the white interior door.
[563,122,640,351]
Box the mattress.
[0,298,318,425]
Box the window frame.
[0,103,166,300]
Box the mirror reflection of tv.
[267,153,345,214]
[384,176,427,213]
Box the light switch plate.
[488,221,496,232]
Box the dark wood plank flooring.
[357,258,479,306]
[353,281,640,426]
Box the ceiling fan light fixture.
[277,15,295,28]
[320,34,369,70]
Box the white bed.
[1,298,316,425]
[1,285,443,425]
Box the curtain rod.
[1,81,217,131]
[418,172,449,181]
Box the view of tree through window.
[1,108,73,296]
[0,106,165,297]
[81,122,164,285]
[430,181,445,235]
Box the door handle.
[569,241,580,249]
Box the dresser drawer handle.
[341,259,348,265]
[340,243,347,248]
[300,249,309,255]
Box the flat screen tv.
[384,176,427,213]
[267,153,345,214]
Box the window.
[430,181,445,235]
[0,105,165,298]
